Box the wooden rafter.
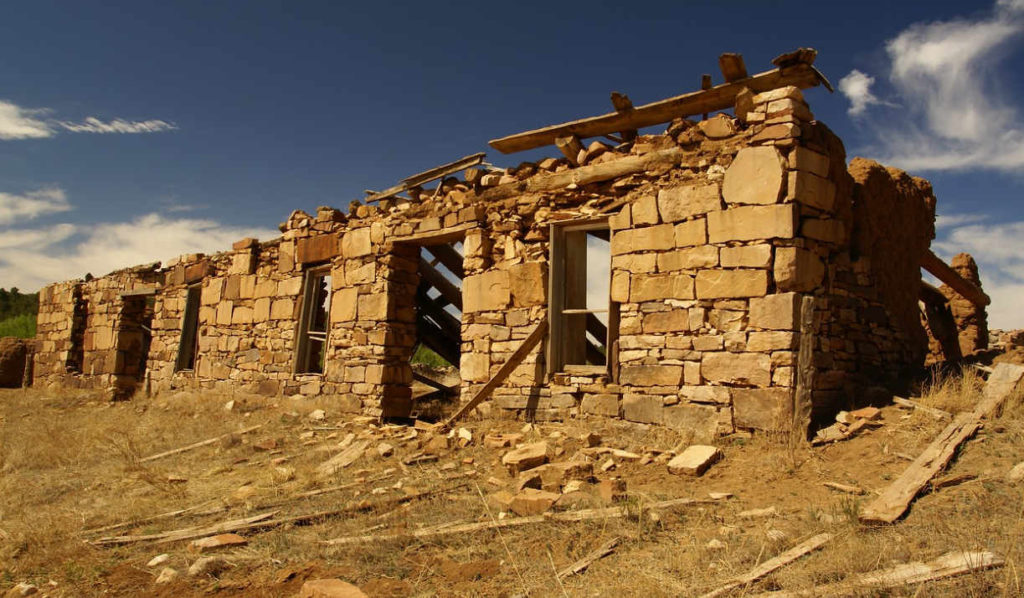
[489,52,824,154]
[424,244,465,279]
[418,257,463,311]
[921,249,990,307]
[365,152,486,203]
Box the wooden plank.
[417,290,461,340]
[424,243,465,279]
[892,396,951,420]
[718,53,748,82]
[860,363,1024,524]
[139,424,264,463]
[366,153,485,203]
[697,532,832,598]
[443,318,548,428]
[489,60,821,154]
[323,497,712,546]
[921,249,990,307]
[749,550,1003,597]
[557,537,620,579]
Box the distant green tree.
[0,288,39,338]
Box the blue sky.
[1,0,1022,327]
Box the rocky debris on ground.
[299,578,368,597]
[1008,462,1024,483]
[598,479,627,503]
[484,433,522,448]
[668,445,722,476]
[146,553,170,567]
[3,582,37,597]
[188,556,231,577]
[739,506,778,519]
[188,533,248,553]
[501,442,548,475]
[509,488,560,516]
[154,568,180,585]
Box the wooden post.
[609,92,637,141]
[700,74,712,119]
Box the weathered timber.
[555,135,583,165]
[392,222,477,245]
[139,424,264,463]
[478,147,687,202]
[860,363,1024,524]
[892,396,951,420]
[322,497,714,546]
[489,59,822,153]
[718,53,748,82]
[749,551,1003,597]
[557,537,620,579]
[697,532,832,598]
[921,249,990,307]
[366,153,485,203]
[424,243,465,279]
[442,318,548,428]
[418,257,463,311]
[609,92,637,141]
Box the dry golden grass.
[0,374,1022,597]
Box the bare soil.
[1,370,1022,597]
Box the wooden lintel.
[392,222,477,245]
[424,243,465,279]
[921,249,990,307]
[489,58,822,154]
[365,153,486,203]
[119,286,158,298]
[443,318,548,429]
[718,53,748,82]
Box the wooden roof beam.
[921,249,990,307]
[488,53,824,154]
[365,152,486,203]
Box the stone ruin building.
[25,49,991,439]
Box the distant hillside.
[0,288,38,338]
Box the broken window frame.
[295,264,333,375]
[174,284,202,372]
[547,217,618,377]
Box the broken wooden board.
[557,537,620,579]
[697,532,832,598]
[489,57,822,154]
[365,153,485,203]
[316,439,371,478]
[892,396,951,420]
[859,363,1024,524]
[748,550,1003,597]
[921,249,990,307]
[140,424,264,463]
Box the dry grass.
[1,374,1022,597]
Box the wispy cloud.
[934,219,1024,328]
[58,117,177,135]
[0,99,176,140]
[841,0,1024,171]
[935,212,988,229]
[0,187,71,225]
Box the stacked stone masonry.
[31,84,955,436]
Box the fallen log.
[557,537,620,579]
[322,497,716,546]
[860,363,1024,524]
[892,396,951,420]
[139,424,264,463]
[697,532,832,598]
[748,550,1003,597]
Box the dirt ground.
[1,369,1022,597]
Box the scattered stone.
[510,488,560,516]
[501,442,548,475]
[706,538,726,550]
[582,432,602,447]
[527,461,594,492]
[667,445,722,476]
[516,471,542,492]
[223,400,235,411]
[375,443,394,458]
[563,480,586,494]
[457,427,473,447]
[154,568,179,585]
[300,579,368,598]
[850,406,882,421]
[4,583,37,597]
[738,506,778,519]
[187,556,230,577]
[598,478,627,503]
[188,533,248,553]
[600,458,616,472]
[1008,462,1024,483]
[486,490,515,511]
[253,437,279,451]
[147,553,170,568]
[708,492,733,500]
[485,433,523,448]
[308,409,326,421]
[766,529,787,542]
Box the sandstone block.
[581,393,619,416]
[707,204,797,243]
[801,218,846,244]
[788,147,830,178]
[698,113,737,139]
[674,219,707,247]
[510,488,560,516]
[630,273,694,302]
[695,269,768,299]
[749,292,800,330]
[270,298,294,320]
[664,404,719,443]
[750,123,800,142]
[622,394,664,424]
[613,253,657,273]
[345,262,374,285]
[720,244,772,268]
[747,331,798,351]
[611,271,630,302]
[529,461,594,492]
[657,246,719,271]
[642,310,690,333]
[774,247,824,292]
[631,194,660,226]
[300,579,368,598]
[681,385,731,404]
[667,445,722,476]
[508,262,547,306]
[341,228,372,258]
[464,270,511,312]
[502,442,548,474]
[621,365,682,386]
[609,206,631,230]
[296,234,339,264]
[329,288,357,322]
[357,294,389,320]
[611,223,675,255]
[732,387,792,430]
[658,183,722,222]
[753,85,804,105]
[787,171,836,212]
[723,146,785,205]
[701,352,770,386]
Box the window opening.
[175,284,201,372]
[297,267,332,374]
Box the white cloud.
[838,70,884,116]
[0,223,76,250]
[0,100,54,140]
[934,212,987,229]
[845,0,1024,171]
[933,219,1024,329]
[58,117,177,135]
[0,187,71,225]
[0,99,176,140]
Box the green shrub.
[0,313,36,338]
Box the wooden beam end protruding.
[718,53,748,82]
[921,249,991,307]
[555,135,584,166]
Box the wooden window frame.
[174,284,202,372]
[547,217,619,377]
[295,265,333,375]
